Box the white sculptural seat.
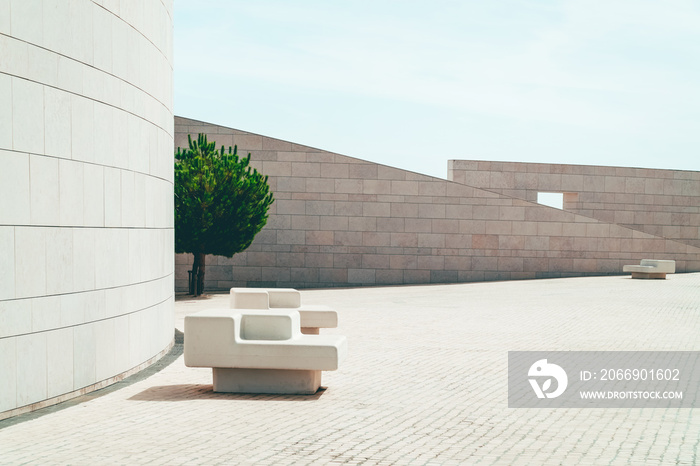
[184,308,347,394]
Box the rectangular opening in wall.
[537,192,563,209]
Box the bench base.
[301,327,319,335]
[212,368,322,394]
[631,272,667,279]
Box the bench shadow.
[128,384,327,402]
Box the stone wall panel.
[174,119,700,291]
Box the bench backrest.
[640,259,676,273]
[230,288,269,309]
[268,288,302,308]
[230,288,303,309]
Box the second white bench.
[230,288,338,334]
[623,259,676,279]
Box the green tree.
[175,134,274,296]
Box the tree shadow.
[128,384,327,402]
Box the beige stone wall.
[1,1,174,418]
[174,117,700,291]
[448,160,700,248]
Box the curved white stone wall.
[0,0,174,417]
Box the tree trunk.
[195,252,206,296]
[188,254,198,295]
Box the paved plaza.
[1,274,699,465]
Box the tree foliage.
[175,133,274,295]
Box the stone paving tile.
[1,274,700,465]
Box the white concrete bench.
[184,309,347,394]
[230,288,338,335]
[623,259,676,279]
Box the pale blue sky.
[174,1,700,179]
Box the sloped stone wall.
[449,160,700,248]
[175,117,700,291]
